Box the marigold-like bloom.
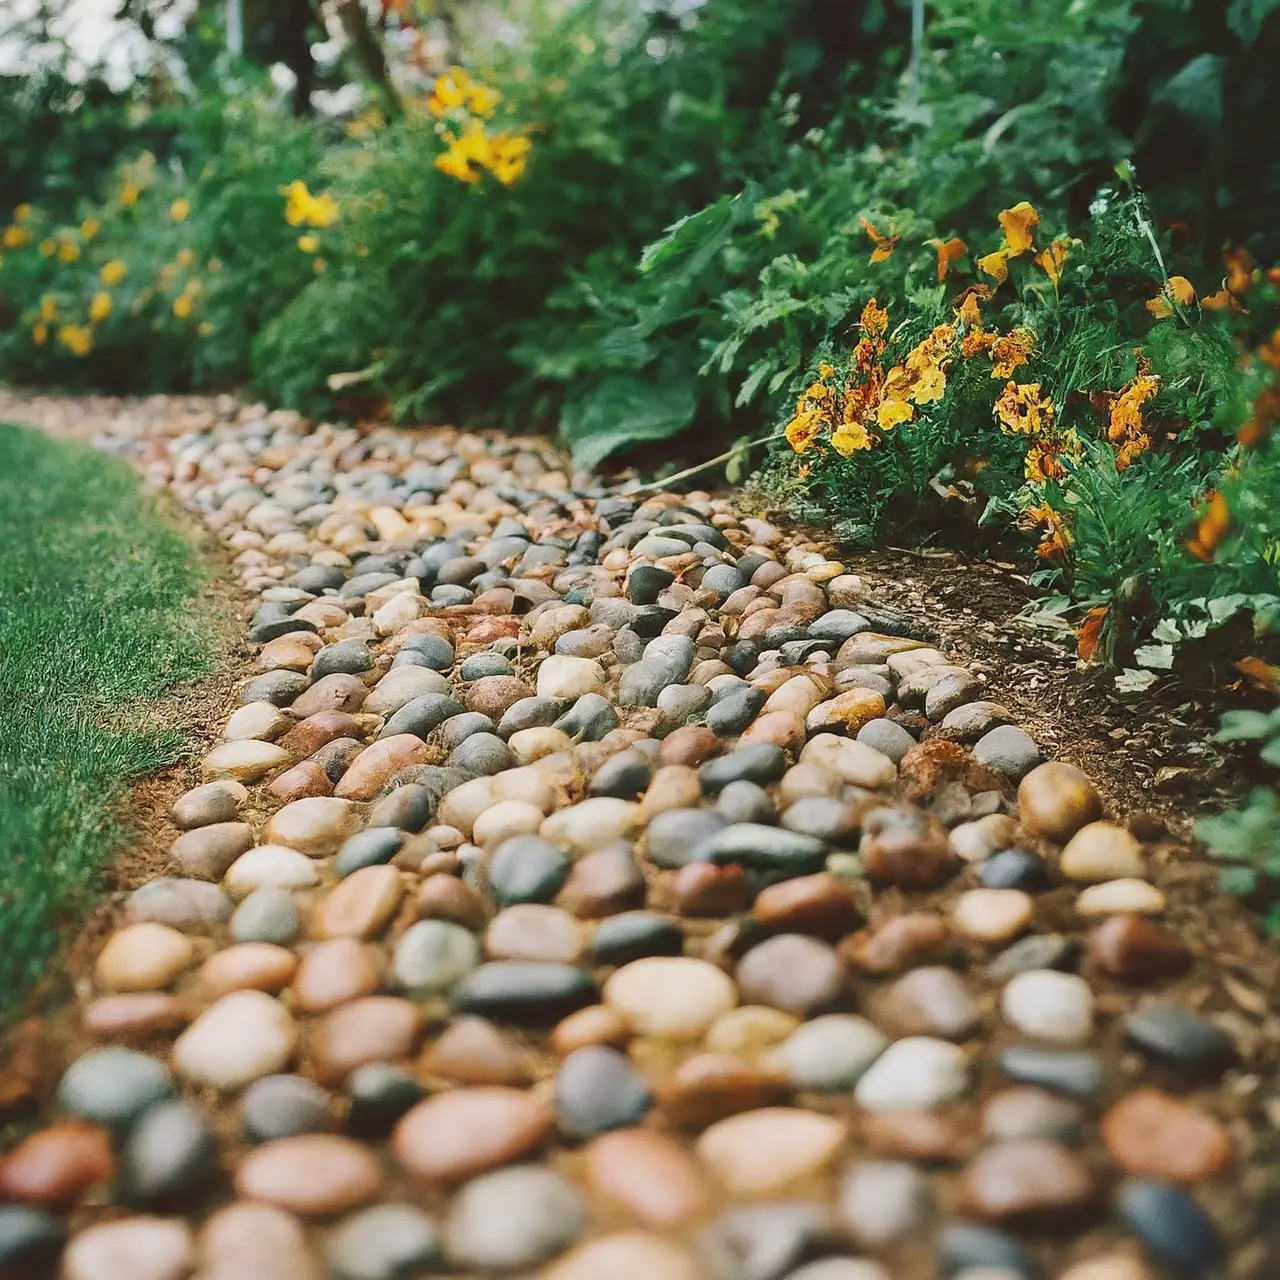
[990,329,1035,379]
[1034,239,1069,287]
[1145,275,1196,318]
[57,239,80,263]
[994,381,1054,435]
[977,249,1008,284]
[785,409,824,454]
[100,259,127,285]
[39,295,58,322]
[32,321,48,345]
[89,292,112,323]
[80,217,101,239]
[488,133,531,186]
[876,398,914,430]
[831,421,874,455]
[14,204,31,222]
[931,236,966,281]
[297,234,320,254]
[120,182,140,207]
[170,198,191,222]
[858,217,898,264]
[38,238,56,256]
[2,225,31,249]
[173,295,194,318]
[280,181,338,227]
[859,298,889,340]
[1020,502,1072,559]
[1186,490,1230,561]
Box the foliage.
[1198,789,1280,934]
[0,424,214,1011]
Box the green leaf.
[1227,0,1280,43]
[1214,710,1278,742]
[1261,738,1280,768]
[1155,54,1225,130]
[560,373,698,471]
[639,195,736,281]
[736,359,774,408]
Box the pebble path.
[0,395,1275,1280]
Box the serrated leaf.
[1115,668,1159,693]
[1134,643,1175,670]
[735,360,774,408]
[639,195,736,280]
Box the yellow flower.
[280,180,337,228]
[57,323,92,356]
[785,408,824,454]
[197,320,215,336]
[467,84,503,118]
[208,258,223,273]
[434,148,480,184]
[994,381,1054,435]
[313,257,326,274]
[57,239,80,263]
[876,398,914,430]
[1108,373,1160,443]
[32,321,48,345]
[831,421,875,455]
[990,329,1035,379]
[170,198,191,222]
[176,247,195,267]
[297,234,320,253]
[89,292,112,322]
[429,66,471,116]
[80,217,101,239]
[173,295,194,318]
[1034,239,1070,288]
[2,225,31,249]
[977,249,1009,284]
[488,133,531,186]
[14,204,32,223]
[818,362,837,380]
[1024,427,1082,483]
[998,201,1040,256]
[39,295,58,322]
[120,182,140,207]
[101,259,127,285]
[38,238,56,257]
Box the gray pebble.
[972,724,1044,780]
[231,887,301,944]
[121,1099,218,1202]
[241,1074,331,1143]
[393,920,482,995]
[445,1165,585,1270]
[325,1203,440,1280]
[554,1046,653,1138]
[57,1048,174,1127]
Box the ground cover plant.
[0,425,214,1011]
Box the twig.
[630,430,787,493]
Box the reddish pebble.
[292,939,383,1014]
[235,1135,383,1216]
[420,1016,528,1085]
[739,711,807,751]
[198,945,298,998]
[672,862,752,916]
[659,1053,791,1129]
[267,761,334,803]
[417,874,488,929]
[863,1111,974,1161]
[1087,916,1192,981]
[659,725,720,767]
[81,994,189,1041]
[960,1139,1096,1222]
[752,873,860,937]
[584,1128,712,1227]
[308,996,423,1085]
[1100,1089,1233,1183]
[393,1087,550,1182]
[278,711,364,759]
[841,913,954,976]
[0,1122,114,1207]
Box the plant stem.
[631,430,787,493]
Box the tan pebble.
[604,957,737,1041]
[1076,879,1166,916]
[223,845,321,899]
[235,1135,383,1216]
[61,1216,194,1280]
[314,865,404,939]
[763,675,827,719]
[541,1232,702,1280]
[417,874,488,928]
[392,1086,550,1182]
[485,904,584,963]
[1059,822,1145,883]
[806,688,887,734]
[259,633,322,672]
[472,799,545,847]
[696,1107,846,1197]
[292,939,383,1013]
[507,727,573,764]
[640,765,703,819]
[202,740,291,783]
[174,990,297,1090]
[659,1053,791,1129]
[740,710,808,751]
[959,1138,1096,1221]
[95,924,195,992]
[196,1201,326,1280]
[224,701,293,742]
[436,776,495,837]
[1018,761,1104,841]
[952,889,1034,942]
[198,944,298,997]
[1057,1257,1155,1280]
[264,797,362,857]
[333,735,430,800]
[584,1128,712,1227]
[550,1004,631,1056]
[705,1006,800,1056]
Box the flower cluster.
[783,300,958,457]
[428,66,532,187]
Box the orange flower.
[785,408,824,454]
[1033,239,1069,288]
[1224,247,1255,295]
[859,298,889,339]
[831,421,875,455]
[1020,502,1072,559]
[930,236,967,282]
[1076,606,1107,663]
[1107,373,1159,443]
[1200,288,1242,312]
[990,329,1035,379]
[1186,490,1230,561]
[961,329,997,358]
[998,202,1040,256]
[977,250,1009,284]
[859,218,899,264]
[1145,275,1197,318]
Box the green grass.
[0,424,214,1011]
